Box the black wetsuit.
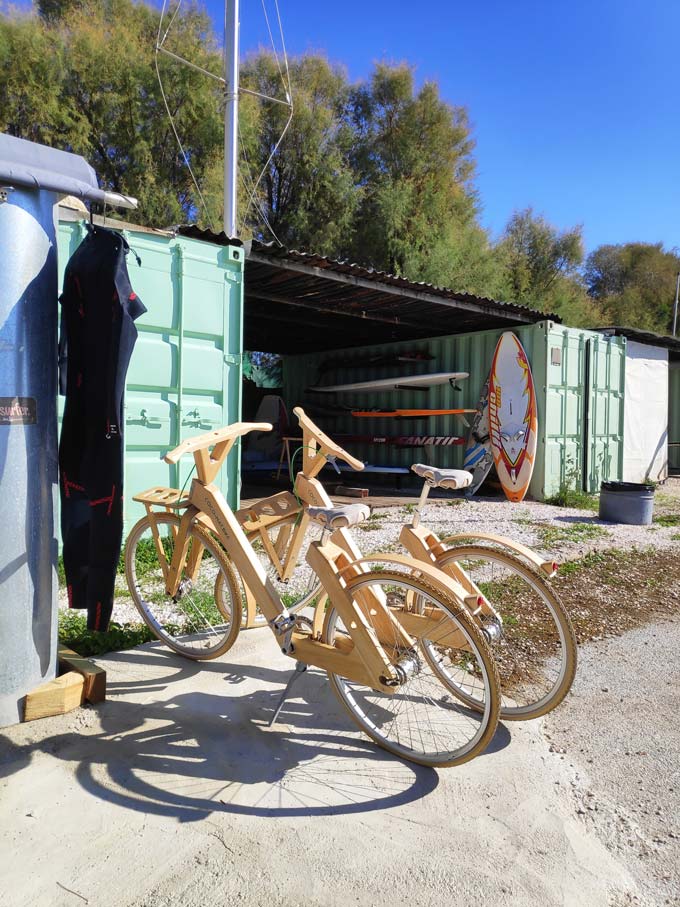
[58,226,146,631]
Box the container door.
[669,366,680,472]
[584,335,625,492]
[542,326,587,498]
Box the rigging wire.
[237,129,284,244]
[156,0,217,231]
[238,0,293,239]
[154,0,294,240]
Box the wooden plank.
[24,672,84,722]
[290,633,394,692]
[58,645,107,703]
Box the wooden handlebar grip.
[164,422,272,464]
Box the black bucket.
[599,481,655,526]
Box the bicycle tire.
[435,546,577,720]
[124,512,241,660]
[322,570,501,768]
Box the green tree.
[497,208,584,301]
[237,52,360,253]
[494,208,597,324]
[346,63,500,294]
[0,0,224,227]
[585,242,680,332]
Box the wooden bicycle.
[123,411,502,767]
[399,464,578,720]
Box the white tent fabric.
[623,340,668,483]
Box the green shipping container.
[284,321,625,499]
[57,220,244,528]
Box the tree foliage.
[1,0,224,226]
[0,2,676,333]
[585,242,680,332]
[347,64,492,290]
[238,53,359,254]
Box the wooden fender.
[439,532,559,577]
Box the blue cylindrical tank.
[599,481,655,526]
[0,188,59,727]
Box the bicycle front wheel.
[322,571,500,768]
[436,546,577,720]
[125,512,241,659]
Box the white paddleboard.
[308,371,468,393]
[488,333,538,503]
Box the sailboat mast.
[224,0,240,237]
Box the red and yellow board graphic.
[488,333,538,503]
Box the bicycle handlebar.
[293,407,364,472]
[164,422,272,464]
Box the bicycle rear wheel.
[436,546,577,719]
[125,512,241,659]
[322,571,500,767]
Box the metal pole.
[224,0,240,238]
[673,272,680,337]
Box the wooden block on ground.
[334,485,369,498]
[58,645,107,703]
[24,672,85,722]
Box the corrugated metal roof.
[174,227,559,353]
[176,224,243,246]
[598,325,680,359]
[245,239,558,353]
[248,240,554,319]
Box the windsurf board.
[488,332,538,503]
[352,408,477,419]
[335,434,465,447]
[318,350,434,376]
[307,371,468,394]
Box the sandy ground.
[7,480,680,905]
[0,631,649,907]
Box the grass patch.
[653,513,680,527]
[59,609,154,657]
[556,548,627,579]
[537,521,609,548]
[544,488,599,510]
[359,511,388,532]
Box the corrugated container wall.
[283,321,625,499]
[57,221,244,527]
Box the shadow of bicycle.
[0,643,511,822]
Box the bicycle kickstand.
[269,661,308,727]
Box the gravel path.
[544,618,680,906]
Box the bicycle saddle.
[411,464,473,490]
[307,503,371,530]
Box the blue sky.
[203,0,680,254]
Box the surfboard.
[318,350,434,376]
[307,371,468,394]
[463,374,494,496]
[335,434,465,447]
[488,332,538,503]
[352,408,477,419]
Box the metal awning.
[243,241,558,353]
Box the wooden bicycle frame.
[145,421,418,692]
